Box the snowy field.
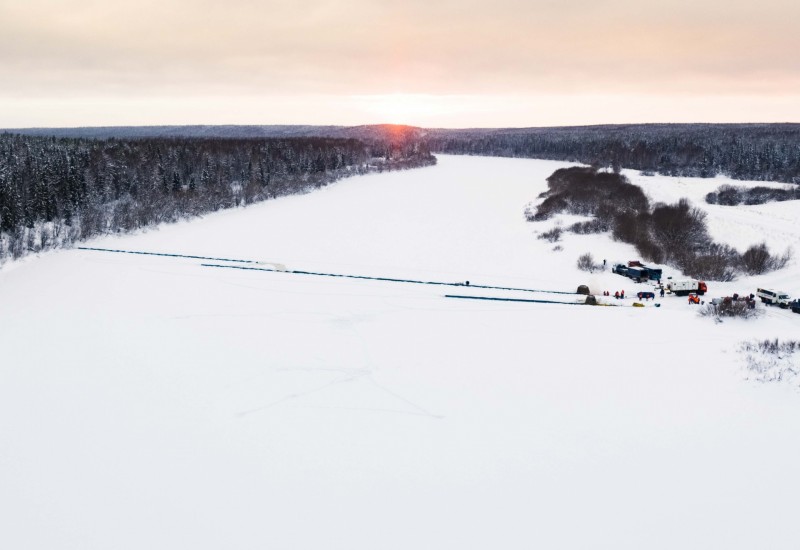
[2,155,800,549]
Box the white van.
[756,288,791,307]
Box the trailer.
[626,266,647,282]
[643,267,662,282]
[613,262,662,282]
[666,279,707,296]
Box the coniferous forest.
[425,124,800,183]
[0,132,435,262]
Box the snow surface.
[1,155,799,550]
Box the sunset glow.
[355,94,473,126]
[1,0,799,127]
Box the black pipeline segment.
[445,294,586,306]
[200,262,579,296]
[77,246,262,264]
[76,246,581,296]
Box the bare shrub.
[635,238,665,264]
[706,184,800,206]
[741,242,791,274]
[532,195,569,221]
[533,166,647,220]
[773,248,792,271]
[577,252,599,272]
[539,227,563,242]
[650,199,709,261]
[681,243,740,281]
[699,299,761,322]
[569,219,608,234]
[524,203,537,221]
[706,184,742,205]
[552,245,563,252]
[740,339,800,385]
[742,339,800,356]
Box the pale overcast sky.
[1,0,798,127]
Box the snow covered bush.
[569,218,609,234]
[699,299,762,322]
[576,252,601,272]
[706,184,800,206]
[740,339,800,386]
[740,242,792,275]
[681,243,740,282]
[538,227,563,242]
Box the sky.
[1,0,799,128]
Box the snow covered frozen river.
[1,155,799,549]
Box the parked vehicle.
[614,262,662,282]
[790,299,800,314]
[637,291,655,300]
[643,267,662,282]
[756,288,791,308]
[666,279,707,296]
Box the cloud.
[1,0,798,124]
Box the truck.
[626,265,663,282]
[666,279,707,296]
[612,263,628,277]
[613,262,662,282]
[756,288,791,308]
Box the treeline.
[14,123,799,184]
[0,133,435,262]
[706,184,800,205]
[530,166,790,281]
[426,124,800,183]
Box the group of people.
[725,293,757,309]
[603,287,666,300]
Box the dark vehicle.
[637,291,655,300]
[790,299,800,314]
[644,267,662,282]
[626,266,663,283]
[614,261,662,282]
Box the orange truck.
[666,279,707,296]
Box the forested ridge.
[0,132,435,262]
[425,124,800,183]
[10,122,800,183]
